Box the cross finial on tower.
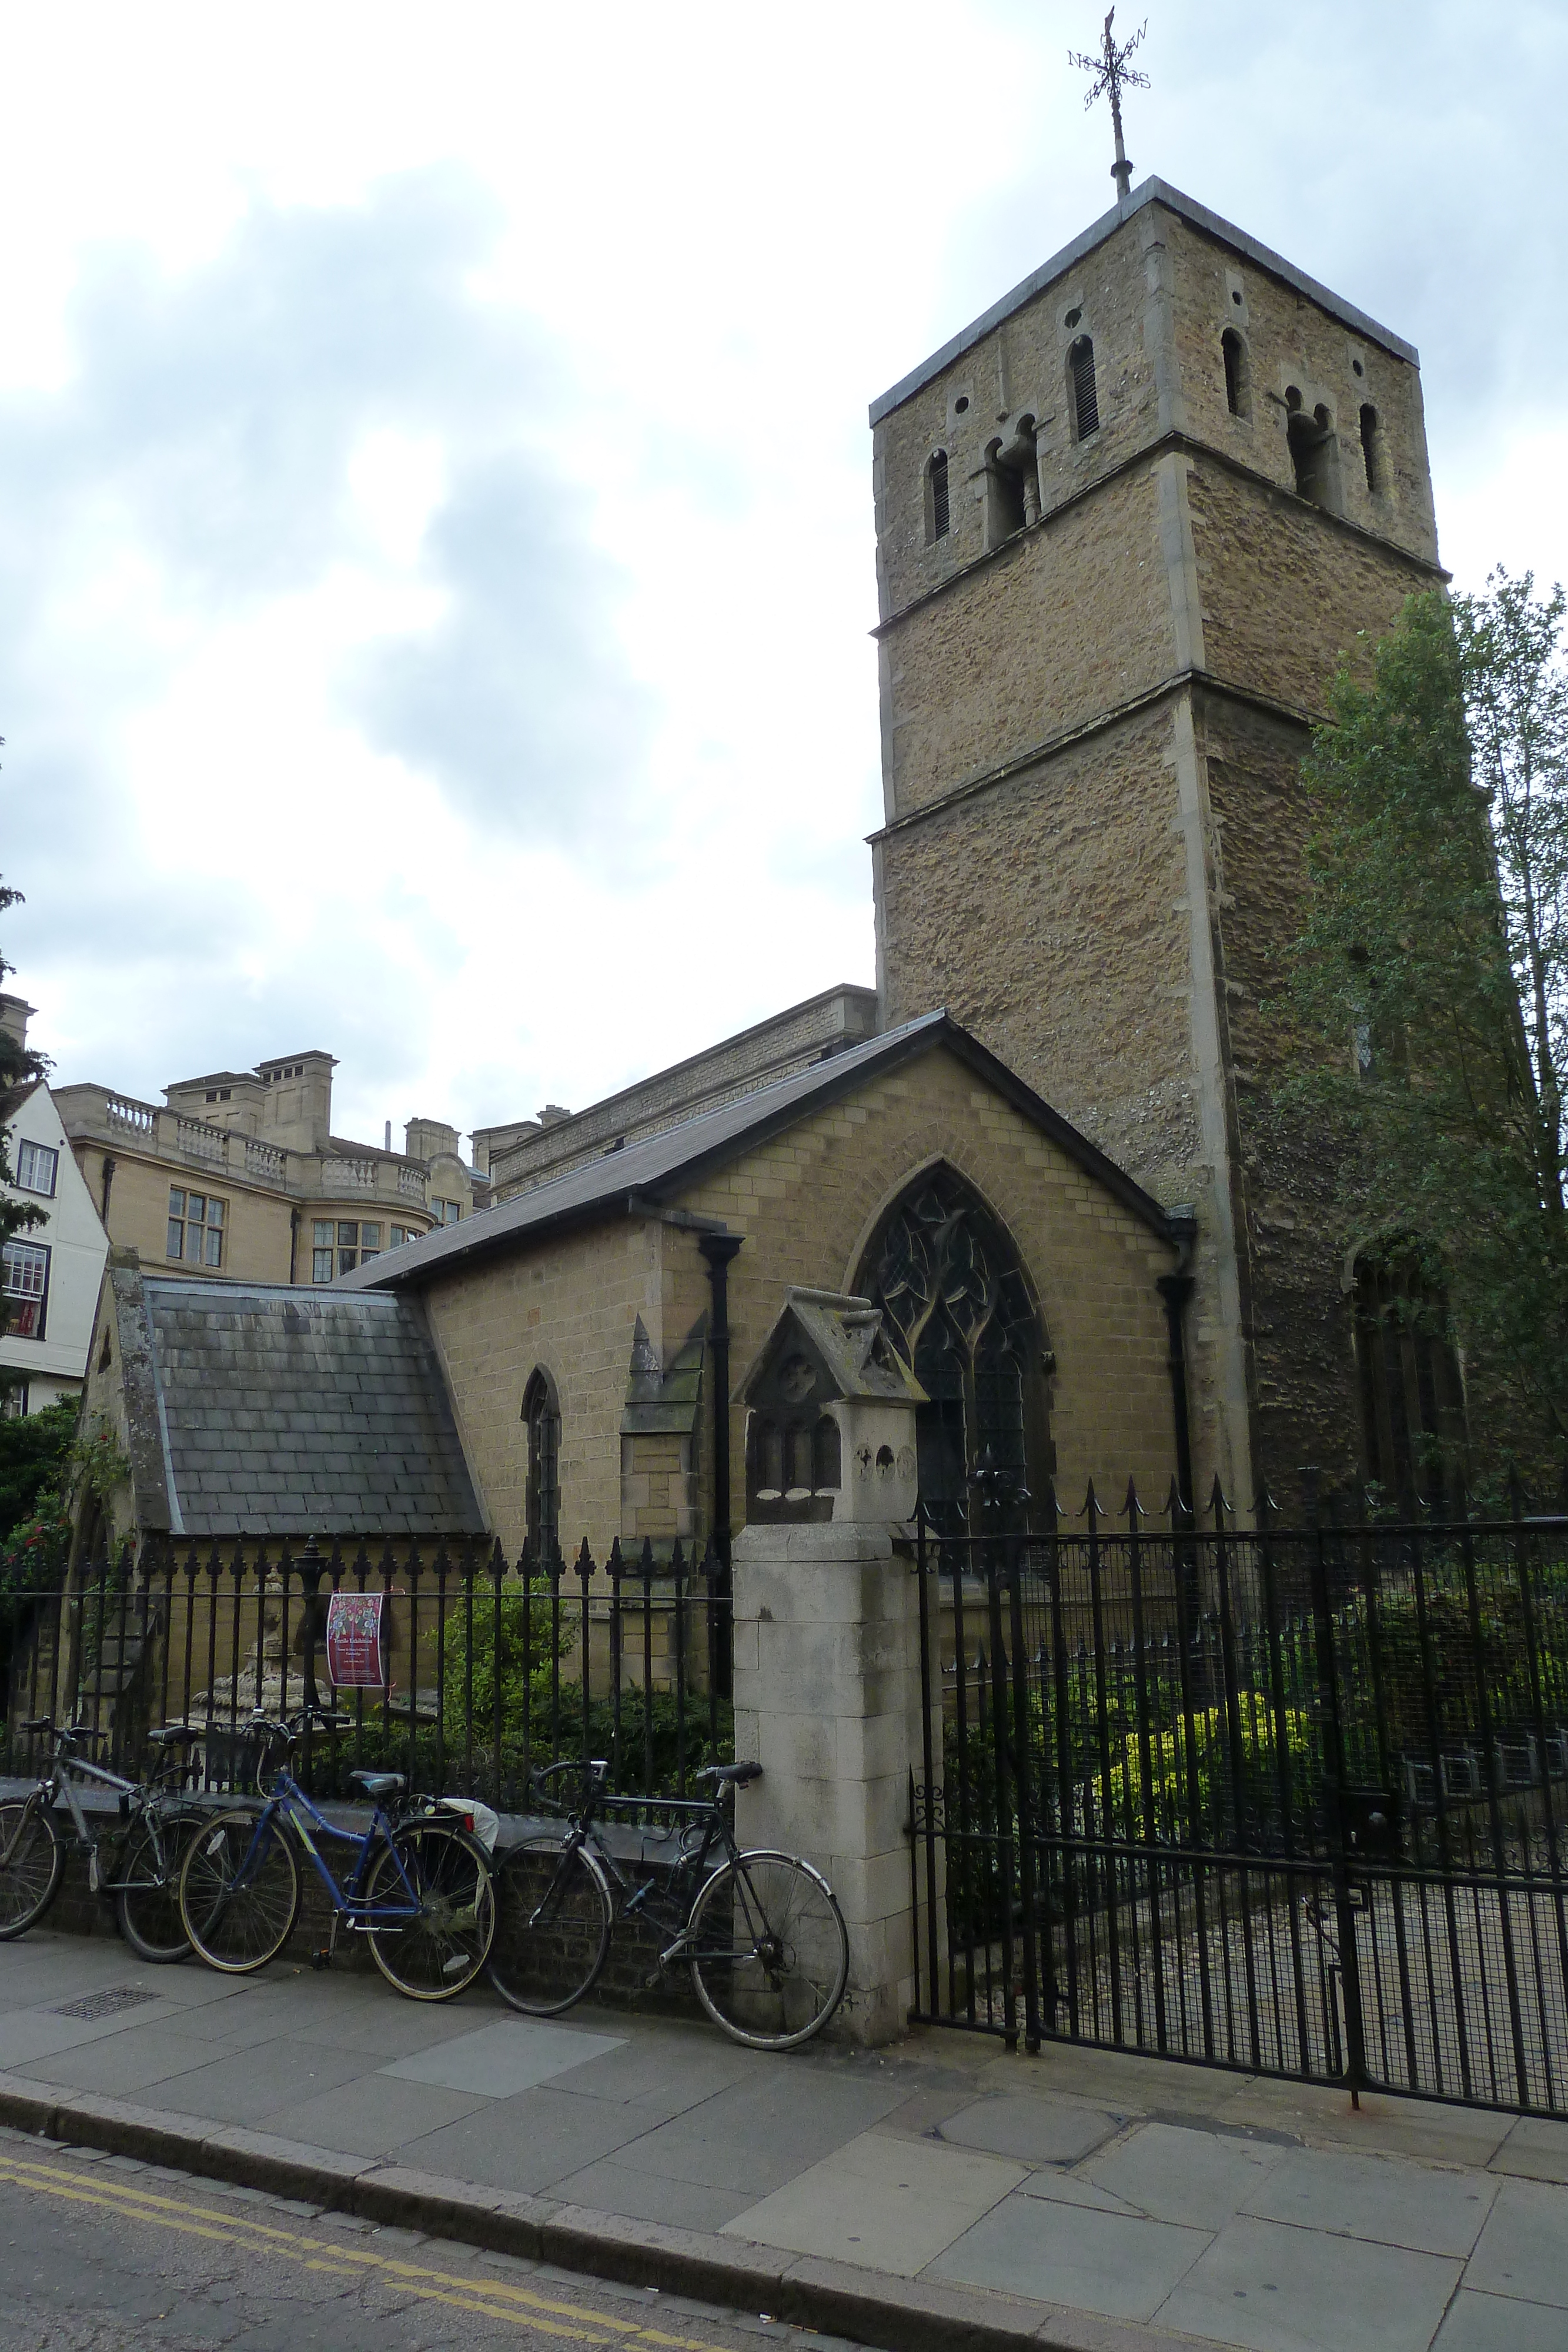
[1069,9,1151,202]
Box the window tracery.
[856,1167,1046,1530]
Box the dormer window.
[926,449,950,543]
[1068,336,1099,440]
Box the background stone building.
[867,178,1445,1515]
[56,1048,487,1295]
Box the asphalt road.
[0,2129,858,2352]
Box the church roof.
[336,1008,1179,1291]
[869,176,1419,427]
[109,1264,486,1539]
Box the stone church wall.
[877,699,1196,1196]
[1188,454,1437,718]
[874,209,1164,622]
[877,465,1178,820]
[419,1044,1180,1557]
[1161,211,1438,564]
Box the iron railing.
[1,1536,734,1807]
[911,1482,1568,2116]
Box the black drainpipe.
[698,1230,743,1697]
[1156,1205,1199,1518]
[289,1207,301,1285]
[99,1154,116,1224]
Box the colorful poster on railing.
[325,1590,389,1690]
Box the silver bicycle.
[0,1714,205,1961]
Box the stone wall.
[69,1142,299,1286]
[1189,455,1437,717]
[877,466,1177,821]
[423,1040,1181,1558]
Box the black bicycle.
[487,1760,850,2050]
[0,1715,205,1962]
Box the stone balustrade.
[56,1082,435,1212]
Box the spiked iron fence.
[911,1481,1568,2116]
[1,1536,734,1806]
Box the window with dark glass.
[15,1140,58,1197]
[855,1166,1048,1532]
[2,1239,49,1340]
[524,1368,562,1562]
[167,1187,224,1267]
[312,1218,382,1280]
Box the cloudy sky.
[3,1,1564,1152]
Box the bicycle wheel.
[488,1833,612,2016]
[0,1800,63,1940]
[688,1850,849,2050]
[364,1822,496,2002]
[179,1809,299,1972]
[115,1812,198,1963]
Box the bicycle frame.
[230,1769,428,1927]
[1,1737,190,1895]
[549,1791,741,1965]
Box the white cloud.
[1,0,1563,1147]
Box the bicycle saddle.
[146,1725,199,1745]
[349,1770,405,1799]
[696,1761,763,1786]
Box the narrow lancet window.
[523,1369,561,1562]
[927,449,950,542]
[1360,403,1385,495]
[1068,336,1099,439]
[1286,390,1339,510]
[1221,328,1249,419]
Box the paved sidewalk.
[1,1931,1565,2352]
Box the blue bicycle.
[178,1706,496,2001]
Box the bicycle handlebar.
[21,1716,109,1748]
[246,1706,355,1744]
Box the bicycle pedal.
[310,1949,333,1971]
[643,1970,663,1991]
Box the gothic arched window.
[523,1368,561,1562]
[855,1167,1049,1531]
[1068,336,1099,440]
[1352,1244,1467,1517]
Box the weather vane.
[1069,9,1150,202]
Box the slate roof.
[131,1277,485,1539]
[337,1008,1179,1295]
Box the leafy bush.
[0,1399,77,1542]
[1099,1698,1312,1844]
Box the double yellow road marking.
[0,2149,738,2346]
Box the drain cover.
[51,1985,161,2021]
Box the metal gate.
[910,1489,1568,2114]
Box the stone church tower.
[870,180,1445,1515]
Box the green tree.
[1286,580,1568,1461]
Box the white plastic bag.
[434,1795,500,1853]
